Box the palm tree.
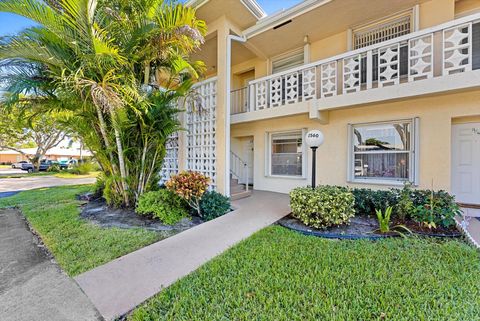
[0,0,206,206]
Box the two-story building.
[160,0,480,206]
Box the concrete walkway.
[456,207,480,248]
[75,190,291,320]
[0,209,101,321]
[0,176,95,194]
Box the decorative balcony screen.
[186,79,217,189]
[160,130,179,184]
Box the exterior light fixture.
[305,130,324,189]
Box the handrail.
[230,87,250,115]
[249,12,480,85]
[192,76,218,88]
[230,151,249,192]
[231,86,248,93]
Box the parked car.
[12,161,29,169]
[21,160,55,173]
[59,159,77,169]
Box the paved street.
[0,168,24,176]
[0,176,96,195]
[0,208,102,321]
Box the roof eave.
[186,0,266,20]
[243,0,333,39]
[240,0,267,20]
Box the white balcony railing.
[230,87,249,114]
[231,13,480,115]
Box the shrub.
[136,190,188,225]
[68,161,96,175]
[376,206,393,234]
[412,190,461,228]
[199,191,230,221]
[290,186,355,229]
[103,175,124,207]
[351,188,397,216]
[47,164,61,172]
[166,171,210,216]
[395,183,415,221]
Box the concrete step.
[230,178,239,186]
[230,184,246,194]
[230,190,252,201]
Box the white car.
[11,161,29,169]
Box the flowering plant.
[166,171,210,216]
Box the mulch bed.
[78,194,203,234]
[279,214,462,240]
[395,219,462,237]
[278,215,392,240]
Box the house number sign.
[305,130,325,148]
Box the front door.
[243,138,254,185]
[452,123,480,205]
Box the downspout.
[226,34,246,197]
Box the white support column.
[413,5,420,32]
[347,29,353,51]
[225,33,247,196]
[366,50,373,90]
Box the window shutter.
[353,12,412,49]
[271,50,305,74]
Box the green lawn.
[53,171,100,179]
[130,226,480,321]
[0,185,163,276]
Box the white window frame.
[265,129,307,179]
[347,118,419,186]
[350,7,418,50]
[270,47,305,75]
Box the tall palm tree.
[0,0,206,206]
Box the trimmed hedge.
[290,186,355,229]
[351,188,397,216]
[351,185,460,228]
[136,190,188,225]
[291,184,460,229]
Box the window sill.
[266,175,307,180]
[347,179,412,187]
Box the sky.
[0,0,303,36]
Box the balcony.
[231,13,480,122]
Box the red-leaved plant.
[166,171,210,216]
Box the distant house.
[0,147,92,164]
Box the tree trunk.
[136,138,149,199]
[94,104,123,195]
[109,109,130,207]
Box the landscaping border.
[277,219,397,240]
[278,217,463,240]
[455,216,480,249]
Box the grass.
[0,171,99,179]
[53,171,100,179]
[0,164,11,168]
[130,226,480,321]
[0,185,163,276]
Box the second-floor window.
[352,10,416,84]
[353,11,413,49]
[271,49,305,74]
